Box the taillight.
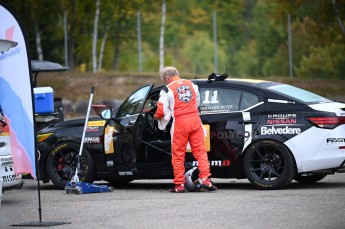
[306,116,345,129]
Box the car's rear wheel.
[243,140,296,190]
[46,142,95,189]
[294,173,327,183]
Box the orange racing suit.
[154,76,211,185]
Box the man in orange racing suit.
[154,66,217,193]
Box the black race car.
[37,73,345,190]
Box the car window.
[240,92,259,110]
[267,84,331,104]
[116,84,153,118]
[143,94,159,113]
[199,88,241,114]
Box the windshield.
[268,84,331,104]
[116,84,153,118]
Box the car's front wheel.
[243,140,296,190]
[46,142,95,189]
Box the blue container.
[34,87,54,114]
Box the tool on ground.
[65,86,113,194]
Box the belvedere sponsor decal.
[261,126,301,135]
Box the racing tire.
[294,174,327,183]
[243,140,296,190]
[46,142,95,190]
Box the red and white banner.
[0,4,36,178]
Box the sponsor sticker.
[267,119,296,125]
[326,138,345,144]
[86,126,99,132]
[87,120,106,127]
[186,160,231,167]
[2,174,20,182]
[106,161,114,167]
[104,126,115,154]
[1,157,12,162]
[187,125,210,152]
[261,126,301,135]
[268,114,297,118]
[84,137,101,144]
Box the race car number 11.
[203,90,219,104]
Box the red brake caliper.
[57,157,63,170]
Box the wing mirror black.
[100,108,112,120]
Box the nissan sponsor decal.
[261,126,301,135]
[267,114,297,125]
[2,174,20,182]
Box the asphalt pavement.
[1,174,344,229]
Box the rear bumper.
[309,160,345,175]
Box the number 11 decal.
[203,90,219,104]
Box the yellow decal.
[87,120,106,127]
[104,125,115,154]
[187,124,211,153]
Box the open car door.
[106,84,154,176]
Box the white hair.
[160,66,179,80]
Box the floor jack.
[65,182,114,194]
[65,87,113,194]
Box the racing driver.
[154,66,217,193]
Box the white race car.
[0,109,23,204]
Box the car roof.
[152,78,282,93]
[192,78,281,90]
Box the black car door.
[195,84,262,177]
[110,84,154,175]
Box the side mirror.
[100,108,112,120]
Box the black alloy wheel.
[243,140,296,190]
[46,142,95,189]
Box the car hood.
[37,116,103,134]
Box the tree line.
[2,0,345,78]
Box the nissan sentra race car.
[37,73,345,190]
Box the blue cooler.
[34,87,54,114]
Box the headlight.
[37,133,53,142]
